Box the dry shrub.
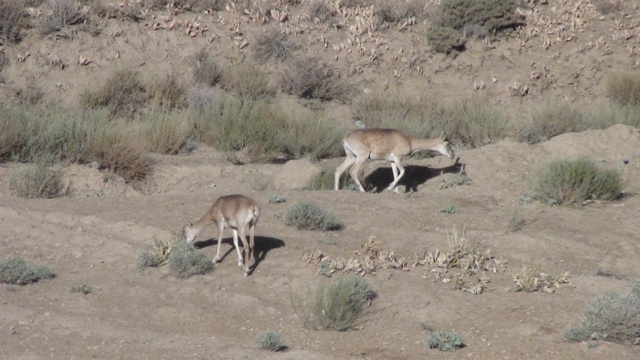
[84,127,152,182]
[168,241,213,278]
[513,266,573,293]
[253,27,296,62]
[431,0,523,39]
[428,332,465,352]
[279,108,344,160]
[426,25,466,55]
[374,0,423,24]
[605,71,640,106]
[191,49,222,87]
[137,237,172,270]
[36,0,87,35]
[518,103,584,144]
[142,108,193,155]
[285,201,343,231]
[280,56,353,102]
[79,68,147,117]
[148,73,187,109]
[221,63,275,100]
[306,0,335,23]
[0,106,27,162]
[0,0,30,44]
[0,256,56,285]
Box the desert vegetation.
[0,256,55,285]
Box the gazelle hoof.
[212,258,220,264]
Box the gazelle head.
[435,140,455,159]
[182,220,198,243]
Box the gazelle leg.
[387,162,399,191]
[238,226,251,276]
[386,154,405,193]
[349,157,368,192]
[334,154,357,190]
[213,225,224,263]
[232,229,244,267]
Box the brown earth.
[2,1,640,359]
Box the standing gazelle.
[334,128,455,193]
[182,194,260,277]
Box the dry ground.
[2,1,640,359]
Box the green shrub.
[0,0,30,44]
[605,71,640,106]
[256,331,285,351]
[0,256,56,285]
[565,280,640,345]
[169,241,213,278]
[278,109,344,160]
[9,161,66,199]
[285,201,343,231]
[79,68,147,117]
[428,332,465,351]
[531,158,622,206]
[280,56,353,102]
[221,63,275,100]
[253,27,295,62]
[518,103,585,144]
[303,276,375,331]
[191,49,222,87]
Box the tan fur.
[334,128,455,193]
[182,194,260,277]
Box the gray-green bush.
[285,201,343,231]
[256,331,285,351]
[302,276,375,331]
[169,241,213,278]
[428,331,466,351]
[0,256,56,285]
[9,161,66,199]
[565,280,640,345]
[530,158,622,206]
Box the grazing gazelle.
[182,194,260,277]
[334,128,455,193]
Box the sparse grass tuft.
[530,158,622,206]
[507,209,525,232]
[148,73,187,109]
[428,331,465,351]
[169,241,213,278]
[84,128,153,182]
[70,283,92,295]
[306,0,335,23]
[307,170,354,191]
[280,56,353,102]
[302,276,375,331]
[0,256,56,285]
[439,172,472,189]
[9,161,66,199]
[268,194,286,204]
[79,68,147,117]
[0,0,30,44]
[605,71,640,106]
[253,27,295,62]
[285,201,343,231]
[256,331,285,351]
[565,280,640,345]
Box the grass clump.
[431,0,523,40]
[137,238,172,270]
[285,201,343,231]
[9,161,66,199]
[148,74,187,109]
[70,283,92,295]
[253,27,295,62]
[605,71,640,106]
[307,170,354,191]
[565,280,640,345]
[79,68,147,117]
[439,171,472,189]
[191,49,222,87]
[306,0,335,23]
[280,56,353,102]
[0,0,31,44]
[221,63,275,100]
[518,103,584,144]
[428,331,465,351]
[303,276,375,331]
[168,241,213,278]
[256,331,286,351]
[530,158,622,206]
[36,0,87,36]
[0,256,56,285]
[426,25,466,56]
[278,109,344,160]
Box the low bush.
[518,103,585,144]
[191,49,222,87]
[565,280,640,345]
[256,331,285,351]
[605,71,640,106]
[0,0,30,44]
[79,68,147,117]
[36,0,87,36]
[0,256,56,285]
[431,0,523,39]
[428,332,465,351]
[169,241,213,278]
[220,63,275,100]
[306,0,335,23]
[303,276,375,331]
[530,158,622,206]
[148,74,187,109]
[280,56,353,102]
[285,201,343,231]
[253,27,295,62]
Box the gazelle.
[334,128,455,193]
[182,194,260,277]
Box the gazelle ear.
[187,220,193,227]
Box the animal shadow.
[364,157,464,193]
[194,235,285,275]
